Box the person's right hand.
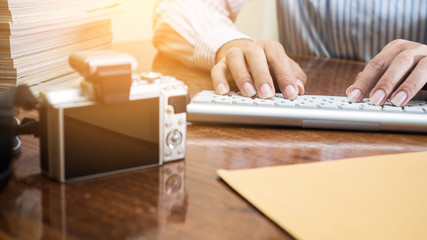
[211,39,307,99]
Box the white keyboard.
[187,91,427,133]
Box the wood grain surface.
[1,41,426,240]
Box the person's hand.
[346,39,427,106]
[211,39,306,99]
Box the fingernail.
[296,79,305,95]
[347,88,361,103]
[216,83,228,95]
[260,83,274,99]
[391,91,407,107]
[345,85,353,95]
[370,89,385,105]
[285,84,298,100]
[243,82,257,97]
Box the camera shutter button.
[139,72,162,82]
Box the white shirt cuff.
[194,26,253,71]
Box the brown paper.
[218,151,427,240]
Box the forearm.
[152,0,252,70]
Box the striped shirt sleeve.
[153,0,252,71]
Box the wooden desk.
[1,41,427,240]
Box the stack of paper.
[0,0,121,95]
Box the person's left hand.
[346,39,427,106]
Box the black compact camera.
[0,50,188,185]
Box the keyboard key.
[277,101,296,108]
[339,104,360,110]
[382,106,403,112]
[236,99,254,106]
[255,100,274,107]
[297,102,318,109]
[361,106,383,112]
[404,107,424,114]
[193,97,213,104]
[214,98,233,104]
[318,103,339,110]
[406,101,426,106]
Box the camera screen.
[63,98,160,180]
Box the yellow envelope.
[218,151,427,240]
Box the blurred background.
[111,0,278,43]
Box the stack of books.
[0,0,120,94]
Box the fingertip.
[259,83,274,99]
[370,89,386,106]
[243,82,257,97]
[345,85,353,96]
[284,84,298,100]
[296,79,305,95]
[347,88,362,103]
[215,83,229,95]
[390,91,408,107]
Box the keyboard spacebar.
[302,120,380,131]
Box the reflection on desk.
[1,160,187,240]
